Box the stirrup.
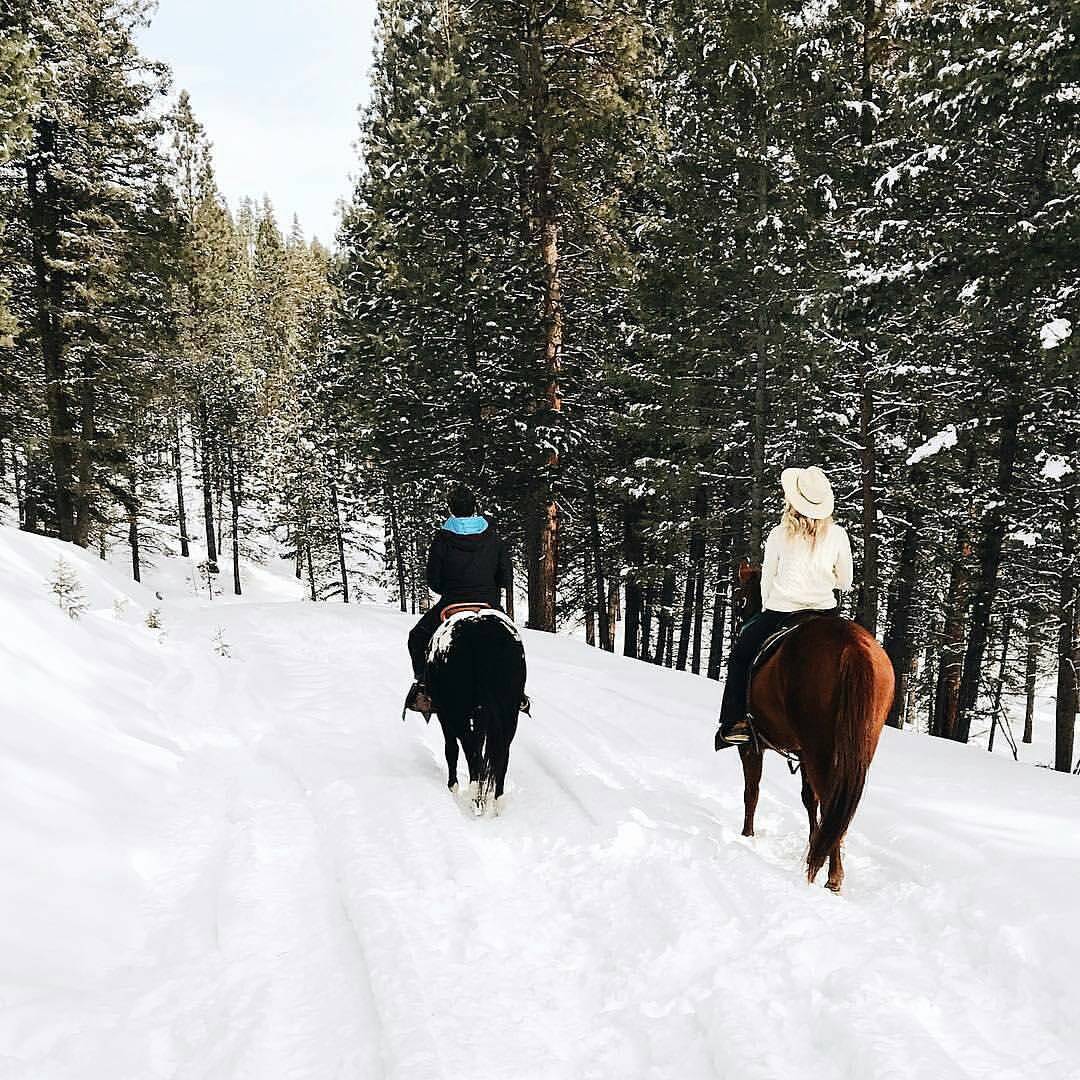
[402,682,433,722]
[520,693,531,716]
[714,717,752,750]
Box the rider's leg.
[715,610,787,746]
[407,604,445,680]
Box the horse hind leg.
[800,771,819,844]
[739,745,763,837]
[826,847,844,893]
[441,723,460,792]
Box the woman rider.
[714,465,853,748]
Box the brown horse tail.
[806,640,875,884]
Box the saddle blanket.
[428,607,520,662]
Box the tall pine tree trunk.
[586,473,611,650]
[934,538,972,740]
[884,515,921,727]
[584,548,596,647]
[675,560,695,671]
[72,351,96,547]
[986,615,1013,754]
[174,414,190,557]
[127,468,140,584]
[197,398,219,573]
[857,372,878,632]
[1055,478,1078,772]
[707,558,729,681]
[26,133,77,543]
[227,440,241,596]
[1022,617,1039,744]
[387,486,407,612]
[622,502,644,659]
[330,480,349,604]
[523,3,560,633]
[957,396,1021,741]
[654,569,675,666]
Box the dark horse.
[733,562,894,892]
[425,608,527,814]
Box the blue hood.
[442,515,489,536]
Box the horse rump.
[805,635,891,884]
[426,611,526,807]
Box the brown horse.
[733,562,894,892]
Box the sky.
[139,0,380,246]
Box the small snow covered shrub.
[145,607,162,630]
[112,596,129,620]
[212,627,231,658]
[49,558,88,621]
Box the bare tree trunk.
[607,580,620,649]
[173,414,190,558]
[26,130,78,544]
[306,538,317,602]
[884,513,922,727]
[329,481,349,604]
[12,444,25,526]
[584,548,596,647]
[127,468,140,584]
[586,473,611,650]
[522,1,561,633]
[987,615,1012,754]
[934,537,972,740]
[1055,478,1078,772]
[957,396,1021,740]
[622,503,643,659]
[387,486,407,612]
[749,16,771,559]
[1023,617,1039,744]
[707,548,730,682]
[196,399,219,573]
[640,579,655,664]
[227,441,242,596]
[675,561,695,671]
[655,569,675,666]
[856,372,879,633]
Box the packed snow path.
[2,532,1079,1079]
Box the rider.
[714,465,853,748]
[404,484,513,715]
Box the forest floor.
[1,524,1078,1080]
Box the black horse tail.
[475,698,505,801]
[806,640,874,884]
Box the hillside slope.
[2,526,1078,1080]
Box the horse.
[731,562,894,892]
[424,606,527,814]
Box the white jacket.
[760,522,853,612]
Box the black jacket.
[426,520,512,606]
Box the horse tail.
[806,639,877,884]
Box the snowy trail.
[2,531,1079,1079]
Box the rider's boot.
[714,715,753,750]
[402,680,433,722]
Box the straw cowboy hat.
[781,465,835,520]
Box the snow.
[1040,318,1072,349]
[1041,454,1073,481]
[906,423,958,466]
[2,524,1079,1079]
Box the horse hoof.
[493,796,504,817]
[825,881,842,894]
[472,798,486,817]
[448,781,459,793]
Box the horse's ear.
[738,561,757,584]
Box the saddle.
[440,602,492,622]
[744,612,836,765]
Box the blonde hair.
[782,501,832,547]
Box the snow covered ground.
[2,525,1079,1080]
